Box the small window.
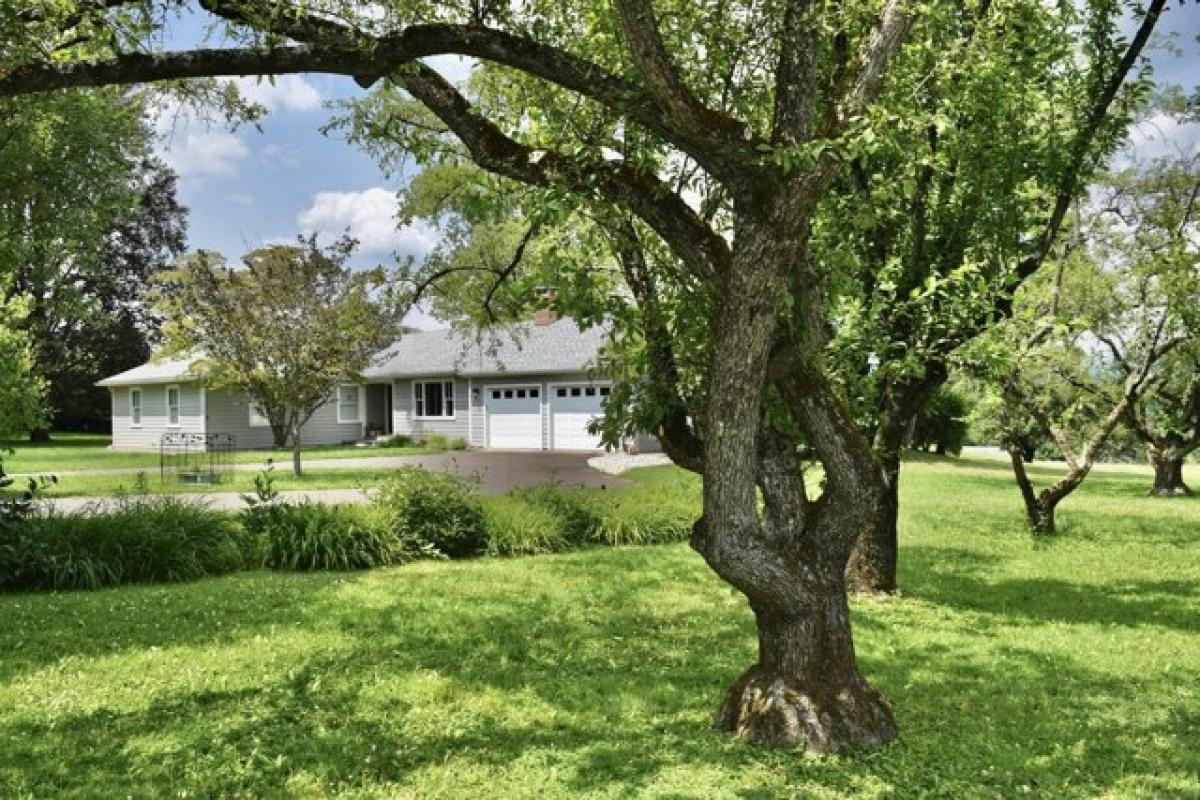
[585,387,596,397]
[337,384,361,423]
[517,389,526,398]
[129,388,142,427]
[557,388,567,397]
[530,389,539,398]
[504,389,513,399]
[167,386,181,426]
[600,387,610,396]
[571,387,581,397]
[492,390,501,400]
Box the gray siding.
[393,371,602,450]
[108,383,204,450]
[391,377,470,443]
[204,386,365,448]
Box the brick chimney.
[533,287,557,326]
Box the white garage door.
[486,386,542,449]
[551,384,608,450]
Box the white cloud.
[297,188,438,257]
[151,100,251,180]
[261,143,300,168]
[232,75,322,113]
[162,130,250,179]
[1126,113,1200,162]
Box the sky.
[154,4,1200,331]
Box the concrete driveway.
[45,451,628,514]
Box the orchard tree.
[975,215,1197,533]
[1098,136,1200,495]
[0,0,1174,751]
[1127,347,1200,495]
[153,237,396,476]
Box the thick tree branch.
[1,13,763,185]
[397,63,731,283]
[1011,0,1166,287]
[771,0,819,142]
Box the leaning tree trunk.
[1148,446,1192,497]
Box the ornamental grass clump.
[0,495,246,591]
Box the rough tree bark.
[1148,444,1193,497]
[846,446,899,594]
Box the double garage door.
[485,382,609,450]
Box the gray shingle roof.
[96,319,608,387]
[364,318,609,379]
[95,357,199,387]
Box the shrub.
[448,437,468,451]
[253,502,399,571]
[512,484,601,545]
[380,434,414,448]
[421,433,449,451]
[0,496,247,591]
[482,496,569,556]
[373,467,487,558]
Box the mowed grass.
[1,432,433,475]
[1,458,1198,798]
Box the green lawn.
[1,459,1198,798]
[1,432,434,475]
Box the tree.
[0,294,45,438]
[153,236,396,476]
[1127,347,1200,495]
[1098,135,1200,495]
[46,157,188,431]
[977,221,1196,533]
[814,2,1165,591]
[0,88,185,437]
[0,0,1172,753]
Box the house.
[97,316,651,452]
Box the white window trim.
[129,387,143,428]
[248,398,270,428]
[412,379,457,420]
[166,384,182,428]
[337,383,363,424]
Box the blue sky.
[156,5,1200,330]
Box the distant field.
[1,458,1196,797]
[1,432,434,476]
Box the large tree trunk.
[28,428,51,443]
[1148,446,1192,497]
[847,449,899,594]
[692,213,896,752]
[717,572,897,751]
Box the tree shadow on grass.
[902,544,1199,633]
[2,544,1198,797]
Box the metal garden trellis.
[159,432,236,484]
